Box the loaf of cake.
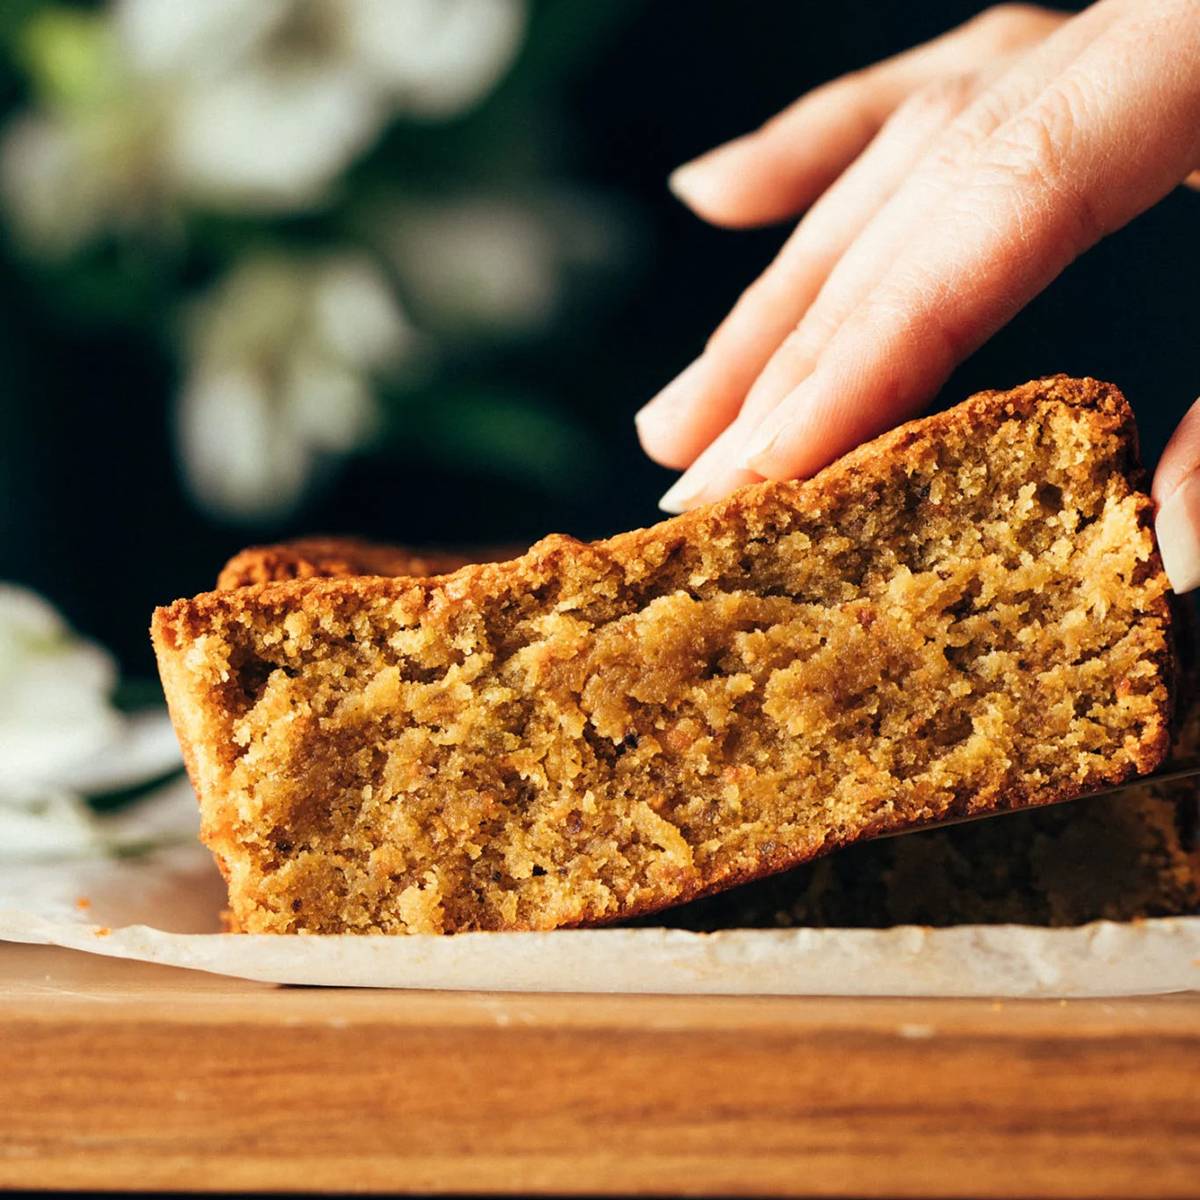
[152,376,1175,934]
[214,564,1198,932]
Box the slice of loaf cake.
[152,376,1174,934]
[211,535,1200,931]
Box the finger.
[1154,398,1200,593]
[731,0,1123,429]
[659,434,760,514]
[664,1,1123,505]
[670,3,1068,229]
[638,72,982,473]
[740,1,1200,483]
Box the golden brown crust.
[216,538,522,590]
[183,375,1158,629]
[153,376,1177,934]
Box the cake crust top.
[157,374,1149,639]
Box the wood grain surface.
[2,941,1198,1197]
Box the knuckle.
[953,83,1017,144]
[918,86,1022,175]
[703,323,727,355]
[972,3,1054,44]
[891,74,977,127]
[975,3,1024,27]
[992,120,1061,191]
[993,83,1080,183]
[791,307,840,357]
[1037,74,1093,147]
[923,119,980,176]
[814,69,894,134]
[986,80,1103,246]
[769,333,819,392]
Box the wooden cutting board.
[2,941,1198,1197]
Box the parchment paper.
[2,779,1198,996]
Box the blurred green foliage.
[0,0,637,521]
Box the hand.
[635,0,1200,592]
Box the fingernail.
[668,141,743,209]
[737,413,790,472]
[1156,473,1200,593]
[635,356,708,439]
[667,161,703,204]
[658,469,707,514]
[659,461,760,516]
[737,379,814,473]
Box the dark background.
[1,0,1195,678]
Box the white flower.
[328,0,527,118]
[0,585,182,860]
[0,93,172,254]
[0,585,122,789]
[0,114,97,253]
[386,198,561,334]
[167,62,380,212]
[178,252,413,520]
[116,0,525,115]
[113,0,287,81]
[378,191,626,336]
[1,0,527,242]
[156,0,526,210]
[0,793,105,860]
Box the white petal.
[184,254,306,366]
[53,709,182,795]
[190,255,309,363]
[0,791,104,861]
[168,65,381,211]
[313,256,412,367]
[385,198,559,332]
[0,114,101,253]
[0,582,73,647]
[0,701,120,791]
[335,0,526,116]
[177,366,310,519]
[115,0,287,79]
[285,355,378,453]
[0,584,123,792]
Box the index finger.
[670,3,1067,229]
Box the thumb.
[1153,397,1200,594]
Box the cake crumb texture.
[657,697,1200,930]
[152,376,1174,934]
